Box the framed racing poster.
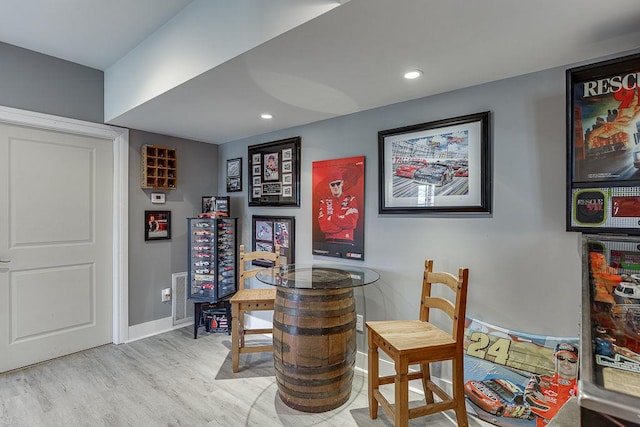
[248,137,301,207]
[567,53,640,234]
[312,156,365,260]
[378,112,491,214]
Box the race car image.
[394,160,428,178]
[455,167,469,177]
[413,164,454,186]
[464,378,535,419]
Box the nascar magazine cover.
[571,55,640,183]
[569,54,640,232]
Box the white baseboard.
[127,316,191,343]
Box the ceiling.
[2,0,640,144]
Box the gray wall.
[128,130,219,326]
[219,62,592,341]
[0,42,103,123]
[0,42,219,328]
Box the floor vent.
[172,272,192,326]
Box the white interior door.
[0,122,114,373]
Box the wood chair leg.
[367,329,380,419]
[395,358,409,427]
[231,303,240,373]
[453,357,468,427]
[420,361,434,404]
[239,311,245,347]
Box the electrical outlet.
[356,314,364,332]
[161,287,171,302]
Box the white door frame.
[0,105,129,344]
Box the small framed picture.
[226,157,242,192]
[263,152,279,181]
[202,196,230,215]
[252,215,295,266]
[145,210,171,241]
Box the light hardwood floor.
[0,326,492,426]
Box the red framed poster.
[312,156,365,260]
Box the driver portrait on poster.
[312,156,365,260]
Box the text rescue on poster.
[568,53,640,234]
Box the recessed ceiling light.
[261,113,273,119]
[404,69,423,80]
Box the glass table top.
[256,263,380,290]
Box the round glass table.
[256,263,380,413]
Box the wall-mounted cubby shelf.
[141,144,177,190]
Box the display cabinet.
[141,144,177,190]
[187,217,237,338]
[187,217,237,302]
[580,234,640,424]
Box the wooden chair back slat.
[238,245,280,289]
[420,259,469,342]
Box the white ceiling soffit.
[107,0,640,144]
[104,0,343,125]
[0,0,194,70]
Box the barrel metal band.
[276,290,353,302]
[273,318,356,336]
[273,303,354,318]
[273,351,356,374]
[275,371,354,398]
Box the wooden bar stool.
[230,244,280,372]
[366,259,470,426]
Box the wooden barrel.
[272,287,356,412]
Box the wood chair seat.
[231,288,276,308]
[366,259,469,427]
[230,245,280,373]
[366,320,456,360]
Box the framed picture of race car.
[566,52,640,235]
[378,111,491,214]
[251,215,295,267]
